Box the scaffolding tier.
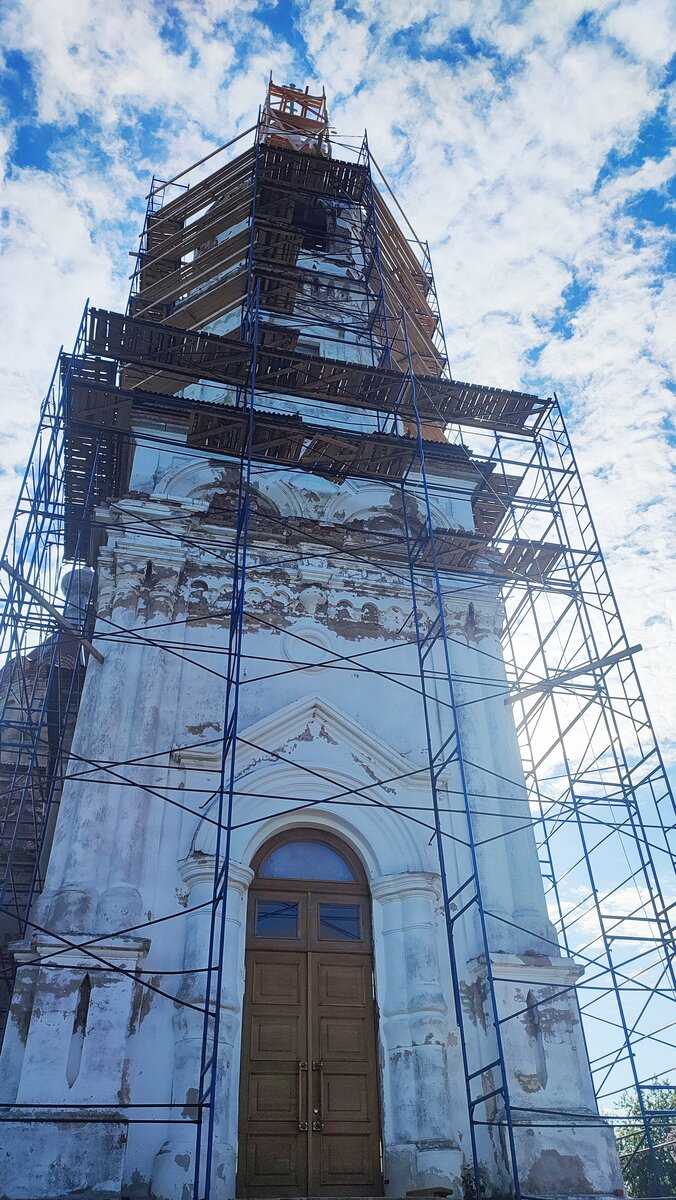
[88,307,550,433]
[129,135,444,374]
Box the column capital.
[179,854,254,896]
[226,861,255,895]
[370,871,441,903]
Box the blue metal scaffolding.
[0,308,101,1033]
[0,83,674,1200]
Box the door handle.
[312,1058,323,1131]
[298,1061,308,1132]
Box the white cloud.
[1,0,269,128]
[603,0,676,61]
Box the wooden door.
[238,833,382,1198]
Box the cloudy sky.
[0,0,674,760]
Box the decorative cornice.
[13,934,150,970]
[470,952,585,986]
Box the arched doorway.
[237,829,383,1197]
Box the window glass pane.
[259,841,354,882]
[319,903,361,941]
[255,899,299,938]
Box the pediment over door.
[182,695,432,877]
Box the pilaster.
[370,872,466,1196]
[475,952,624,1197]
[151,856,253,1200]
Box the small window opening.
[297,338,322,357]
[66,973,91,1088]
[296,199,329,252]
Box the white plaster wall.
[0,455,622,1199]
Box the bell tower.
[0,79,673,1200]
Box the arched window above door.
[257,837,355,883]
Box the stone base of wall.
[0,1111,127,1199]
[515,1115,624,1198]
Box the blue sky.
[0,0,674,758]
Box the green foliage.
[615,1080,676,1197]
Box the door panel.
[239,951,309,1197]
[323,1070,370,1120]
[239,881,382,1197]
[244,1130,307,1193]
[250,954,304,1005]
[320,1134,375,1188]
[312,953,381,1195]
[317,957,370,1005]
[248,1069,297,1120]
[320,1015,368,1058]
[251,1013,300,1059]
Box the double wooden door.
[237,844,382,1197]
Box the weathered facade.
[0,83,628,1199]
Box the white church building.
[0,82,625,1200]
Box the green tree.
[615,1081,676,1197]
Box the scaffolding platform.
[88,307,550,433]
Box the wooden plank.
[153,145,256,225]
[86,308,550,434]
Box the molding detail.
[472,952,585,986]
[14,935,150,971]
